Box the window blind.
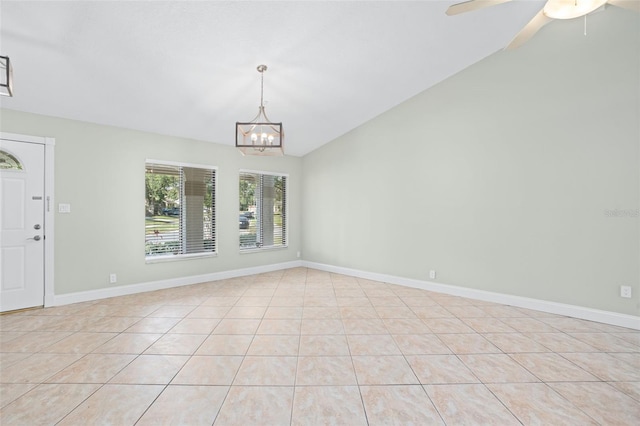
[239,171,287,250]
[145,162,216,258]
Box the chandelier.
[0,56,13,97]
[235,64,284,156]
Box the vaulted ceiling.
[0,0,628,156]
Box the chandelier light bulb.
[251,133,258,142]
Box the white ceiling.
[1,0,556,156]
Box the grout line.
[1,267,638,425]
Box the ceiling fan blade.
[505,8,553,50]
[607,0,640,12]
[446,0,513,16]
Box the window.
[0,150,23,170]
[145,161,216,259]
[239,171,287,250]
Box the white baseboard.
[53,260,303,306]
[51,259,639,330]
[302,261,640,331]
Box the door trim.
[1,132,55,308]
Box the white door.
[0,139,45,311]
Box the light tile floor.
[1,267,639,425]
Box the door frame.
[1,132,55,308]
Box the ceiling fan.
[446,0,640,49]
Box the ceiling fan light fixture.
[0,56,13,97]
[543,0,608,19]
[235,64,284,156]
[447,0,638,49]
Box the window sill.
[240,245,288,255]
[145,252,218,264]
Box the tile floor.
[1,267,639,425]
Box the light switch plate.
[58,203,71,213]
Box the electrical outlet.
[429,270,436,280]
[620,285,632,298]
[297,251,301,258]
[109,273,117,284]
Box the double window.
[145,161,216,259]
[239,171,287,250]
[144,163,287,258]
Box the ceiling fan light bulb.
[543,0,607,20]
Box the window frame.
[145,159,218,263]
[239,169,288,253]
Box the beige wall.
[302,9,639,316]
[1,110,302,295]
